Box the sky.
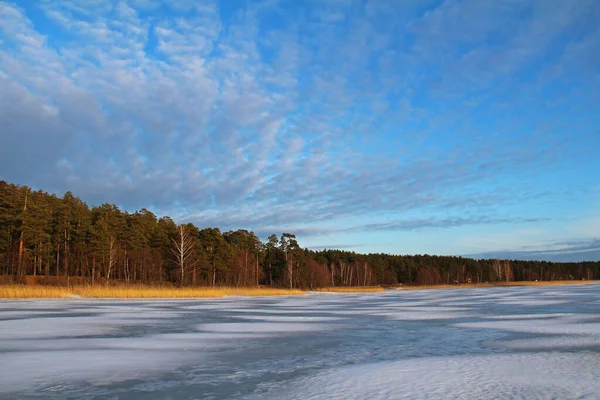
[1,0,599,261]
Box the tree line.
[1,181,599,287]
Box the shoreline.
[0,286,306,300]
[397,280,598,290]
[0,281,596,299]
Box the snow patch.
[250,353,600,399]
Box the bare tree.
[15,189,28,283]
[171,224,196,286]
[330,263,335,286]
[106,235,118,285]
[503,260,512,282]
[492,259,502,281]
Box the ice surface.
[455,315,600,335]
[493,335,600,350]
[249,353,600,400]
[483,313,568,319]
[231,315,345,322]
[371,309,474,320]
[0,317,120,339]
[226,307,338,314]
[1,283,599,399]
[0,349,199,392]
[197,322,334,333]
[494,298,570,306]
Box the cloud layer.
[1,0,599,259]
[471,238,600,263]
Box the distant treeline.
[1,181,599,287]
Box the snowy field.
[1,284,600,399]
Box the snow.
[0,317,120,339]
[493,336,600,350]
[1,283,599,399]
[197,322,334,333]
[372,310,473,320]
[250,353,600,400]
[231,315,345,322]
[0,349,197,392]
[455,314,600,335]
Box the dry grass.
[0,285,72,299]
[314,286,385,293]
[0,285,305,299]
[399,280,598,290]
[496,280,598,287]
[71,286,305,298]
[4,280,594,298]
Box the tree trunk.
[91,256,96,285]
[107,236,117,285]
[63,219,69,278]
[56,244,60,277]
[16,190,28,282]
[172,225,195,287]
[288,258,293,289]
[244,251,248,286]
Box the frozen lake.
[1,284,600,399]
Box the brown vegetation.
[0,285,72,298]
[0,285,305,299]
[2,279,596,298]
[398,280,598,290]
[314,286,385,293]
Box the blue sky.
[1,0,599,261]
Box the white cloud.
[0,0,598,250]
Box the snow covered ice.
[1,284,600,399]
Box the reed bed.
[315,286,385,293]
[0,285,305,299]
[399,280,597,290]
[71,286,305,298]
[3,281,593,298]
[0,285,72,299]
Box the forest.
[1,180,599,288]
